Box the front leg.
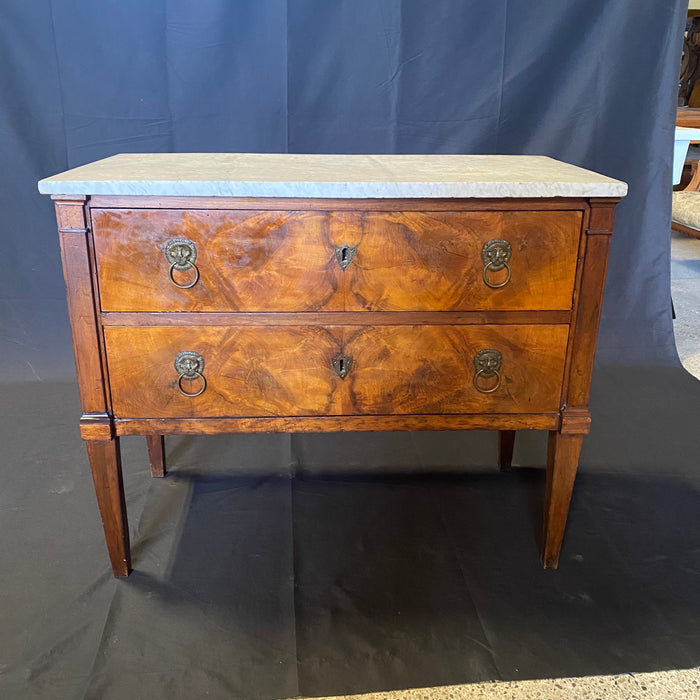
[85,437,131,577]
[541,408,590,569]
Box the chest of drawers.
[39,154,626,576]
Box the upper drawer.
[92,209,342,312]
[342,210,582,311]
[91,208,582,312]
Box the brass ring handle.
[165,238,199,289]
[168,259,200,289]
[473,367,502,393]
[482,259,511,289]
[174,351,206,397]
[481,239,512,289]
[473,349,503,394]
[177,370,206,397]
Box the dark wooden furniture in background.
[676,110,700,197]
[40,155,624,577]
[680,18,700,107]
[676,107,700,128]
[674,111,700,238]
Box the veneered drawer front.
[104,324,568,418]
[93,208,581,313]
[345,324,568,414]
[104,325,344,418]
[92,209,342,312]
[339,210,582,311]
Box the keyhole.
[335,243,356,270]
[333,353,352,379]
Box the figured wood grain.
[93,208,581,314]
[114,413,561,436]
[92,209,341,312]
[103,324,568,419]
[344,324,569,414]
[104,325,345,418]
[338,211,582,311]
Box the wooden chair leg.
[85,438,131,577]
[146,435,166,477]
[685,159,700,191]
[498,430,516,471]
[542,430,584,569]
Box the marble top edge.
[38,153,628,197]
[37,179,628,198]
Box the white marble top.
[38,153,627,198]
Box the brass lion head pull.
[481,239,512,289]
[473,349,502,393]
[174,351,206,397]
[165,238,200,289]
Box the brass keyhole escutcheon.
[332,353,353,379]
[165,238,200,289]
[473,349,503,393]
[481,239,512,289]
[334,243,357,271]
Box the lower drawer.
[103,324,569,418]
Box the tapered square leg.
[498,430,516,471]
[146,435,166,477]
[85,438,131,577]
[542,430,584,569]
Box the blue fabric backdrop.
[0,0,688,379]
[2,5,700,699]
